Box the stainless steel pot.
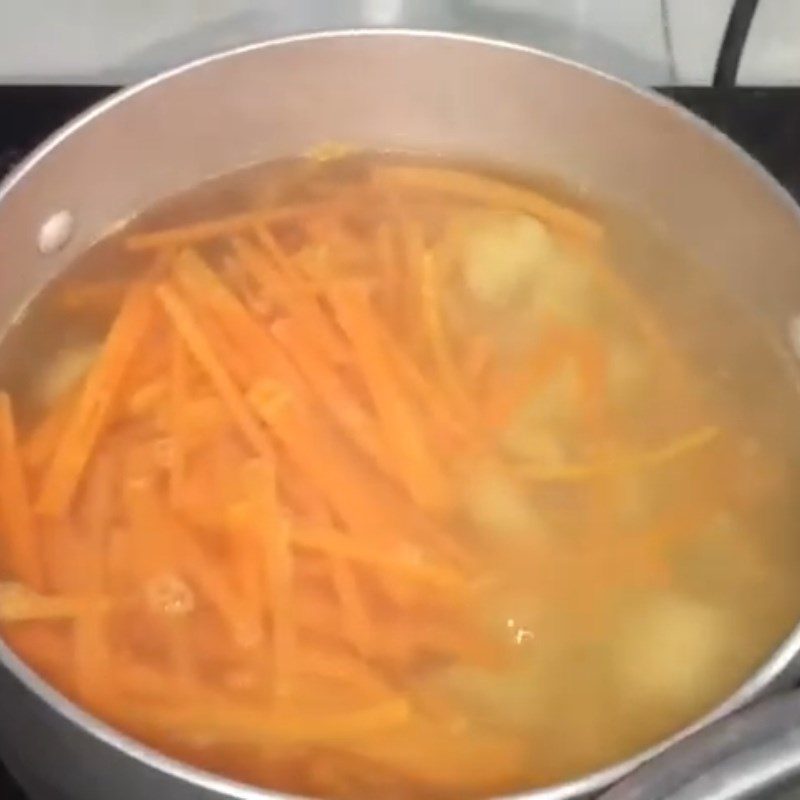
[600,691,800,800]
[2,29,800,800]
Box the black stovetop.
[0,84,798,800]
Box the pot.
[1,29,800,800]
[600,690,800,800]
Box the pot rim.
[1,27,800,800]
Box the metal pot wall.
[2,29,800,800]
[601,691,800,800]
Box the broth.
[0,153,798,799]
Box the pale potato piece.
[615,592,736,710]
[462,212,555,309]
[461,461,549,545]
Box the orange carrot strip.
[328,282,451,512]
[247,381,422,554]
[168,330,188,507]
[271,317,388,466]
[329,557,372,657]
[125,199,348,251]
[418,247,474,419]
[483,322,573,431]
[124,378,167,418]
[155,284,274,458]
[381,327,468,443]
[37,283,156,517]
[241,459,294,700]
[79,449,117,593]
[237,233,349,365]
[170,248,306,392]
[73,608,113,705]
[176,523,261,649]
[293,525,465,593]
[0,394,42,588]
[0,582,110,621]
[374,163,603,244]
[134,693,410,743]
[520,425,721,482]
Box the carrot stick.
[0,582,110,621]
[168,330,188,507]
[79,449,117,593]
[329,557,372,657]
[236,234,348,365]
[328,282,451,512]
[73,608,113,705]
[248,377,462,600]
[483,322,573,431]
[176,522,261,649]
[519,425,721,481]
[170,248,306,393]
[125,198,349,252]
[240,459,294,700]
[37,282,156,517]
[380,326,469,444]
[271,317,388,466]
[375,163,603,245]
[292,525,465,593]
[133,693,410,743]
[418,247,473,419]
[155,284,274,459]
[0,394,42,588]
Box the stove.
[0,83,798,799]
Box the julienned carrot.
[174,516,262,649]
[328,282,451,513]
[121,456,173,580]
[236,234,348,365]
[155,284,274,459]
[241,459,294,699]
[170,248,305,394]
[0,582,110,621]
[247,380,412,549]
[519,425,721,482]
[271,317,389,466]
[373,163,603,244]
[37,283,156,517]
[79,450,117,593]
[483,321,573,431]
[133,693,410,743]
[227,501,267,658]
[0,394,42,589]
[124,198,349,252]
[73,608,113,705]
[168,331,188,507]
[124,379,167,418]
[292,525,465,593]
[380,324,469,444]
[296,641,395,699]
[418,247,474,420]
[329,556,372,657]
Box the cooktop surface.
[0,84,798,800]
